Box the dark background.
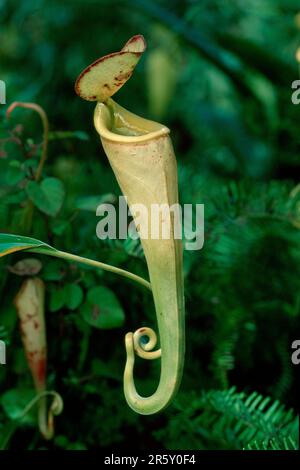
[0,0,299,450]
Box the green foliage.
[26,177,65,217]
[154,388,299,450]
[246,436,298,451]
[49,283,84,312]
[0,0,299,451]
[1,389,36,424]
[81,286,125,329]
[0,234,56,256]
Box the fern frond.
[155,387,299,450]
[246,436,298,451]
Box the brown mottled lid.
[75,35,146,102]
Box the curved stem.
[123,240,185,415]
[32,247,152,291]
[17,390,62,417]
[6,102,49,233]
[37,391,63,440]
[6,102,49,182]
[12,391,63,441]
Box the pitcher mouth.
[93,98,170,143]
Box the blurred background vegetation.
[0,0,299,450]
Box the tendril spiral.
[132,327,161,360]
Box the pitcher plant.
[75,35,185,415]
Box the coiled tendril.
[17,391,63,440]
[132,327,161,360]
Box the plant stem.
[6,102,50,234]
[6,102,49,182]
[33,248,152,291]
[32,105,49,182]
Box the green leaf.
[65,284,84,310]
[26,177,65,217]
[0,233,149,290]
[81,286,125,329]
[49,283,83,312]
[0,233,56,258]
[1,389,35,424]
[49,287,66,312]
